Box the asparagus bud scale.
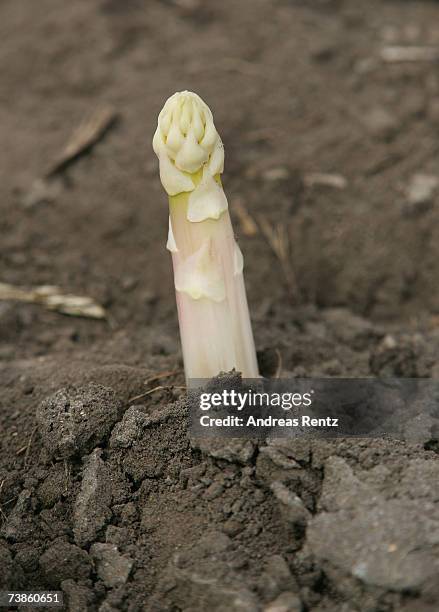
[153,91,259,381]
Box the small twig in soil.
[0,480,6,523]
[365,152,404,177]
[129,384,186,404]
[244,127,281,144]
[22,106,118,208]
[219,57,262,76]
[129,370,183,404]
[45,105,119,178]
[274,349,283,379]
[380,46,439,63]
[143,369,181,386]
[257,215,301,302]
[64,461,72,495]
[233,198,259,237]
[0,282,106,320]
[128,386,166,403]
[23,427,37,469]
[304,173,347,190]
[15,427,37,467]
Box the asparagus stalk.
[153,91,259,382]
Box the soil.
[1,0,439,611]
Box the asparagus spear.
[153,91,259,382]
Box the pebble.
[270,481,311,525]
[405,173,438,215]
[363,107,398,141]
[222,519,244,537]
[90,543,133,588]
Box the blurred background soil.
[1,0,439,610]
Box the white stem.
[153,91,259,382]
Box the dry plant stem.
[153,92,259,382]
[233,198,259,237]
[0,282,106,319]
[257,215,300,301]
[304,173,347,190]
[0,480,6,522]
[46,105,118,178]
[380,46,439,63]
[143,369,181,385]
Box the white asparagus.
[153,91,259,382]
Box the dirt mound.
[1,310,439,610]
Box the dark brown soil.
[1,1,439,610]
